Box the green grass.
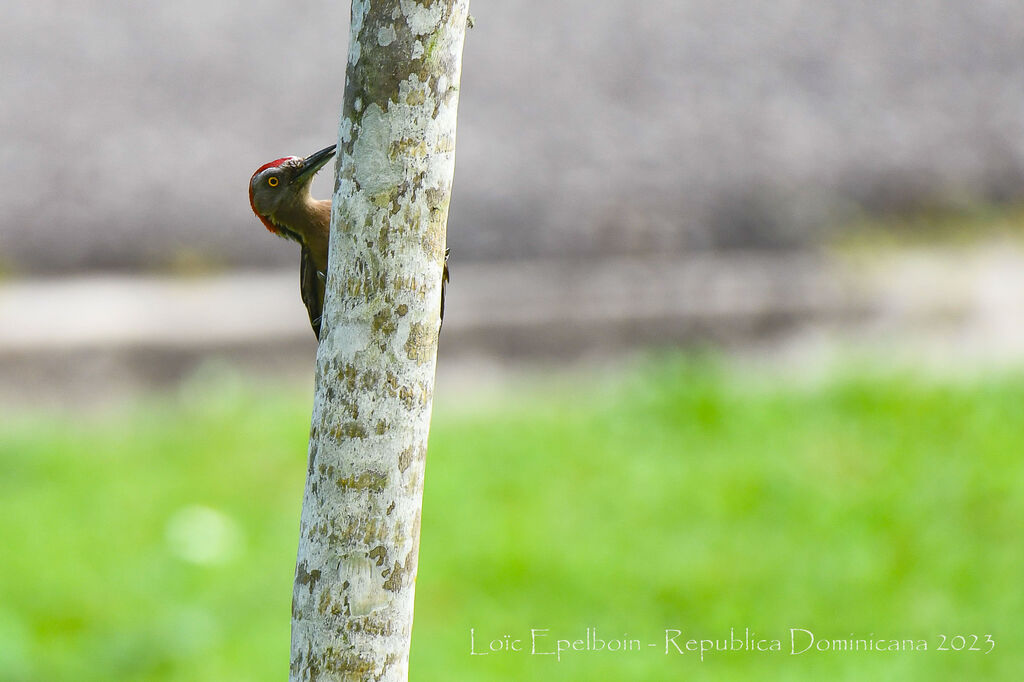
[1,357,1022,681]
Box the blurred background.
[2,1,1024,680]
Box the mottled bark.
[289,1,470,680]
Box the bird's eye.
[267,176,279,187]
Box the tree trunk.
[289,1,470,680]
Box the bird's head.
[249,144,336,237]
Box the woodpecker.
[249,145,449,341]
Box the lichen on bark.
[289,1,470,681]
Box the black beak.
[295,144,337,183]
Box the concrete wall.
[3,1,1023,272]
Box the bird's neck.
[275,197,331,269]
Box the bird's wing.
[440,248,450,328]
[300,245,325,341]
